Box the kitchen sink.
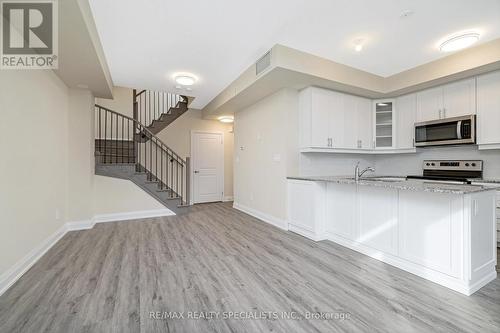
[362,177,406,182]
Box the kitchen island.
[287,176,497,295]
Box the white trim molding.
[223,196,234,202]
[0,224,68,296]
[233,202,288,230]
[93,208,174,223]
[66,219,96,231]
[0,208,175,297]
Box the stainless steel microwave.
[414,115,476,147]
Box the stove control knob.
[471,163,476,167]
[431,163,435,166]
[465,163,470,167]
[426,163,431,166]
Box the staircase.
[94,90,191,214]
[133,90,189,137]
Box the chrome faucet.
[355,162,375,182]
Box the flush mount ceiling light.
[174,74,197,86]
[218,116,234,123]
[439,33,480,52]
[353,38,364,52]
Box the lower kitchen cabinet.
[325,183,356,239]
[398,191,462,278]
[286,179,497,295]
[287,179,326,241]
[358,186,398,255]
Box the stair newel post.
[185,157,191,206]
[133,89,139,172]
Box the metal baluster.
[180,163,184,204]
[160,144,163,189]
[127,119,130,163]
[149,133,152,180]
[121,117,124,163]
[170,155,173,198]
[98,107,101,163]
[115,113,118,163]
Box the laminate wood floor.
[0,202,499,333]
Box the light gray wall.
[233,89,299,221]
[0,70,69,276]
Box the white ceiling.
[89,0,500,109]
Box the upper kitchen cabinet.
[477,71,500,150]
[299,87,371,152]
[395,94,416,150]
[442,79,476,118]
[416,86,442,122]
[373,100,395,149]
[416,78,476,122]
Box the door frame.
[190,130,224,205]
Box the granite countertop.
[287,175,498,194]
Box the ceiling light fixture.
[377,103,388,106]
[439,33,480,52]
[174,74,197,86]
[218,116,234,123]
[354,39,364,52]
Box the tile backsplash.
[299,145,500,179]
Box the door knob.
[194,170,199,174]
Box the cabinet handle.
[443,108,446,119]
[438,109,442,119]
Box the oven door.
[415,115,475,147]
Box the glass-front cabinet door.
[373,100,395,149]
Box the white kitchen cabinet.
[416,78,476,122]
[288,179,497,295]
[416,86,442,122]
[373,99,395,149]
[342,94,358,149]
[325,183,356,239]
[395,93,416,149]
[398,191,462,278]
[358,186,398,255]
[477,71,500,149]
[442,78,476,119]
[287,179,326,241]
[356,97,373,149]
[308,88,332,148]
[299,87,372,151]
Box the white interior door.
[191,131,224,204]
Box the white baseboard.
[93,208,174,223]
[223,196,234,202]
[0,223,67,297]
[324,232,496,296]
[0,208,175,297]
[66,219,95,231]
[233,202,288,230]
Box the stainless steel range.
[406,160,483,184]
